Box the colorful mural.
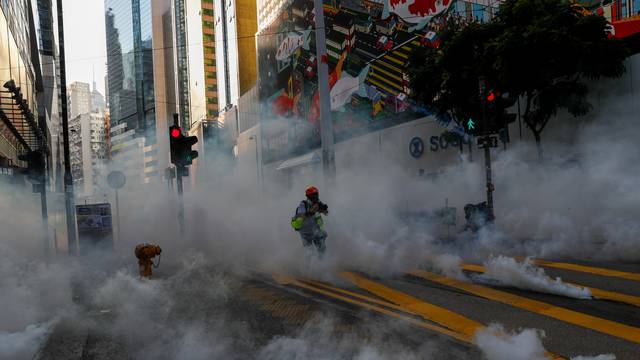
[256,0,640,163]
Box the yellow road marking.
[460,263,640,308]
[275,274,565,360]
[340,271,483,337]
[272,274,470,343]
[533,260,640,282]
[410,270,640,344]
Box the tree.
[411,0,628,160]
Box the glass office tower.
[105,0,156,145]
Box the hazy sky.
[62,0,107,95]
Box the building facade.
[215,0,258,111]
[105,0,177,184]
[68,81,91,119]
[0,0,45,175]
[69,112,108,197]
[109,122,146,186]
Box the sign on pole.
[107,171,126,189]
[76,203,113,255]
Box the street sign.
[76,203,113,254]
[107,171,126,189]
[477,136,498,149]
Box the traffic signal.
[18,150,45,182]
[484,91,517,135]
[169,125,198,167]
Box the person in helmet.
[291,186,329,255]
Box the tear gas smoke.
[474,324,548,360]
[1,62,638,359]
[258,315,440,360]
[475,256,592,299]
[474,324,617,360]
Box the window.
[207,85,217,92]
[206,72,216,79]
[205,59,215,66]
[203,33,214,42]
[202,8,214,16]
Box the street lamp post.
[57,0,77,255]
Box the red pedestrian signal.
[170,126,181,138]
[486,91,495,102]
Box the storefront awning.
[276,151,321,171]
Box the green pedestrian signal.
[467,118,475,130]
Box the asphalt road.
[36,259,640,359]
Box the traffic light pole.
[176,166,185,235]
[479,77,495,221]
[57,0,77,255]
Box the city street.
[2,0,640,359]
[34,257,640,359]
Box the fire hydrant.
[134,243,162,278]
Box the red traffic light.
[486,91,495,102]
[170,126,181,138]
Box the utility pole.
[479,77,495,221]
[313,0,336,186]
[57,0,77,255]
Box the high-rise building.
[201,0,218,120]
[180,0,220,130]
[34,0,63,191]
[68,81,92,119]
[214,0,258,111]
[91,82,106,114]
[109,122,145,185]
[69,112,108,196]
[0,0,46,174]
[105,0,156,141]
[105,0,176,184]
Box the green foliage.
[410,0,629,156]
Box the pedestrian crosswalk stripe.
[532,259,640,282]
[410,270,640,344]
[341,271,488,337]
[460,263,640,308]
[339,272,565,360]
[272,274,471,343]
[274,273,566,359]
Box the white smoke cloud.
[475,324,548,360]
[475,256,592,299]
[0,321,55,360]
[258,315,438,359]
[475,324,616,360]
